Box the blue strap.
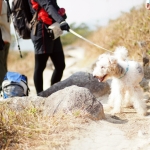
[119,63,129,79]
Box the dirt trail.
[67,99,150,150]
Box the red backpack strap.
[30,0,52,25]
[31,0,39,10]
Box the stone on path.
[38,71,110,98]
[44,85,105,120]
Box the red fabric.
[30,0,65,25]
[31,0,52,25]
[31,0,39,10]
[58,8,65,16]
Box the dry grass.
[0,103,90,150]
[7,51,34,79]
[78,4,150,67]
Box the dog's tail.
[114,46,128,60]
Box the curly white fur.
[93,46,147,116]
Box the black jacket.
[28,0,66,54]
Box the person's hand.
[146,3,150,10]
[60,21,70,32]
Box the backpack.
[2,72,30,99]
[11,0,33,39]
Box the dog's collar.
[119,62,129,79]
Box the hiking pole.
[69,29,113,53]
[5,0,22,58]
[11,17,22,58]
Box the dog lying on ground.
[93,46,147,116]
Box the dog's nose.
[93,76,96,78]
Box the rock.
[3,96,45,112]
[2,85,105,120]
[44,85,105,120]
[140,78,150,92]
[38,71,110,98]
[144,67,150,79]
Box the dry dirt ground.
[67,95,150,150]
[28,47,150,150]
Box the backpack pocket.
[2,82,25,99]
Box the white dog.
[93,46,147,116]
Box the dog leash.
[69,29,113,53]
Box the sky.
[58,0,145,27]
[10,0,146,51]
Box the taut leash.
[69,29,113,53]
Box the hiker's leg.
[50,38,65,85]
[50,51,65,85]
[0,49,6,86]
[50,52,65,85]
[34,54,49,94]
[3,42,10,71]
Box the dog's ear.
[108,56,118,73]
